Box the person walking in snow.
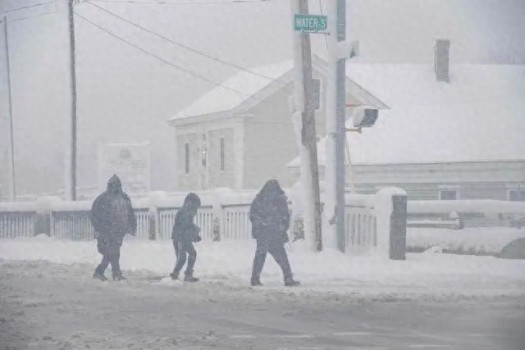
[170,192,202,282]
[90,175,136,281]
[249,179,300,287]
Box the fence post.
[34,212,51,236]
[390,194,407,260]
[211,189,227,241]
[375,188,407,260]
[34,197,56,236]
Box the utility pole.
[326,0,346,251]
[291,0,323,251]
[66,0,78,200]
[2,16,16,201]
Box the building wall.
[288,160,525,200]
[243,77,326,190]
[349,160,525,200]
[173,117,244,191]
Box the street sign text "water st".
[294,14,327,32]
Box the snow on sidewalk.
[0,235,524,298]
[407,227,525,254]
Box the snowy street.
[1,236,525,349]
[1,259,524,350]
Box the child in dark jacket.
[170,193,202,282]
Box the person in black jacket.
[90,175,136,281]
[250,179,300,287]
[170,193,202,282]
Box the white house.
[289,53,525,201]
[167,58,385,191]
[169,44,525,200]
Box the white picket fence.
[346,210,377,249]
[157,206,216,240]
[0,189,407,257]
[0,211,36,239]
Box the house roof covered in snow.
[169,61,292,121]
[168,57,387,122]
[289,62,525,165]
[171,56,525,164]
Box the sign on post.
[294,14,327,32]
[98,142,151,195]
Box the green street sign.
[294,14,327,32]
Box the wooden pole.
[3,16,16,201]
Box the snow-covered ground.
[1,234,524,299]
[407,227,525,254]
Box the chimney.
[434,39,450,82]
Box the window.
[219,137,225,171]
[439,189,458,200]
[508,188,525,201]
[184,143,190,175]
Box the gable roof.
[168,57,388,123]
[169,60,292,121]
[289,63,525,166]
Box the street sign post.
[294,14,327,32]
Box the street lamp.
[346,104,379,129]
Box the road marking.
[276,347,322,350]
[231,334,256,339]
[228,333,390,349]
[409,345,452,349]
[273,334,315,339]
[333,331,373,336]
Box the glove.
[282,232,290,243]
[193,235,202,243]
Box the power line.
[10,10,58,22]
[74,12,249,98]
[86,0,285,85]
[0,0,55,15]
[89,0,272,5]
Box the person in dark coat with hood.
[90,175,136,281]
[250,179,300,287]
[170,192,202,282]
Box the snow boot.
[113,273,126,281]
[93,272,108,282]
[284,277,300,287]
[250,278,263,287]
[184,274,199,282]
[169,272,179,280]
